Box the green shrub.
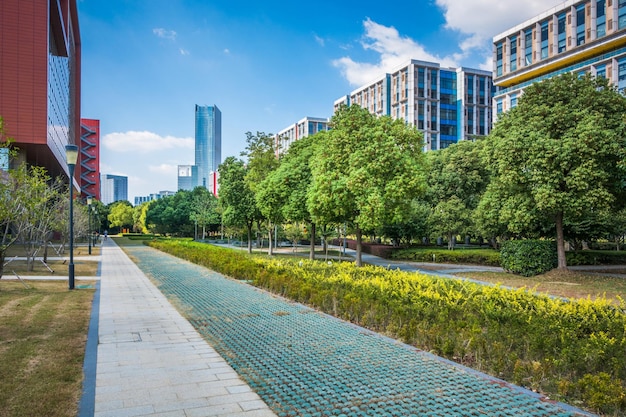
[500,240,557,277]
[392,248,501,266]
[566,250,626,266]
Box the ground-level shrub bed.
[391,247,502,266]
[146,239,626,415]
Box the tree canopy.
[482,73,626,269]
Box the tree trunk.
[0,248,5,278]
[268,222,274,256]
[555,211,568,270]
[309,222,316,261]
[355,225,363,267]
[247,223,253,254]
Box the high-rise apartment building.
[334,60,493,151]
[492,0,626,117]
[275,116,331,155]
[80,119,101,200]
[101,174,128,205]
[0,0,81,183]
[195,105,221,189]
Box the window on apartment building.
[479,108,486,135]
[620,0,626,29]
[496,42,504,76]
[496,99,503,114]
[524,29,533,66]
[440,108,456,121]
[479,77,487,104]
[466,75,474,104]
[441,93,455,105]
[510,36,518,71]
[618,59,626,91]
[597,0,606,38]
[541,21,549,59]
[577,4,586,45]
[558,13,567,52]
[510,93,518,108]
[596,64,606,78]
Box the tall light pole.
[66,144,78,290]
[87,196,92,255]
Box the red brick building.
[0,0,81,184]
[80,119,100,200]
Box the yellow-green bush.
[146,239,626,414]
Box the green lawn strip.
[0,281,94,417]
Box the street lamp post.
[66,144,78,290]
[87,196,92,255]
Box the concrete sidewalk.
[84,238,276,417]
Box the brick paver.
[122,243,593,417]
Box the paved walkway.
[74,238,595,417]
[85,238,277,417]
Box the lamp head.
[65,144,79,166]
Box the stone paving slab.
[124,243,594,417]
[93,239,277,417]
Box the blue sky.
[78,0,563,202]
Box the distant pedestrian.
[104,230,108,241]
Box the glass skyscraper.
[194,105,222,188]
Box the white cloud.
[435,0,564,57]
[223,48,230,54]
[180,48,190,55]
[152,28,177,40]
[334,2,566,85]
[314,34,325,47]
[102,131,194,153]
[148,163,179,175]
[333,19,457,86]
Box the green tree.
[190,187,220,239]
[241,131,280,254]
[308,105,426,266]
[257,134,318,259]
[108,201,134,232]
[381,199,430,246]
[218,157,258,253]
[483,73,626,269]
[428,196,472,250]
[425,140,489,248]
[144,191,194,236]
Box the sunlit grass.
[0,281,94,417]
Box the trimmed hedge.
[500,240,557,277]
[566,250,626,266]
[391,247,501,266]
[145,239,626,415]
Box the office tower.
[80,119,101,200]
[101,174,128,205]
[0,0,81,183]
[195,105,221,188]
[275,117,331,155]
[334,60,493,151]
[492,0,626,118]
[177,164,197,191]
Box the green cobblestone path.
[123,245,592,417]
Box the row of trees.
[132,74,626,270]
[215,73,626,269]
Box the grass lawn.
[457,269,626,301]
[2,244,100,278]
[0,281,94,417]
